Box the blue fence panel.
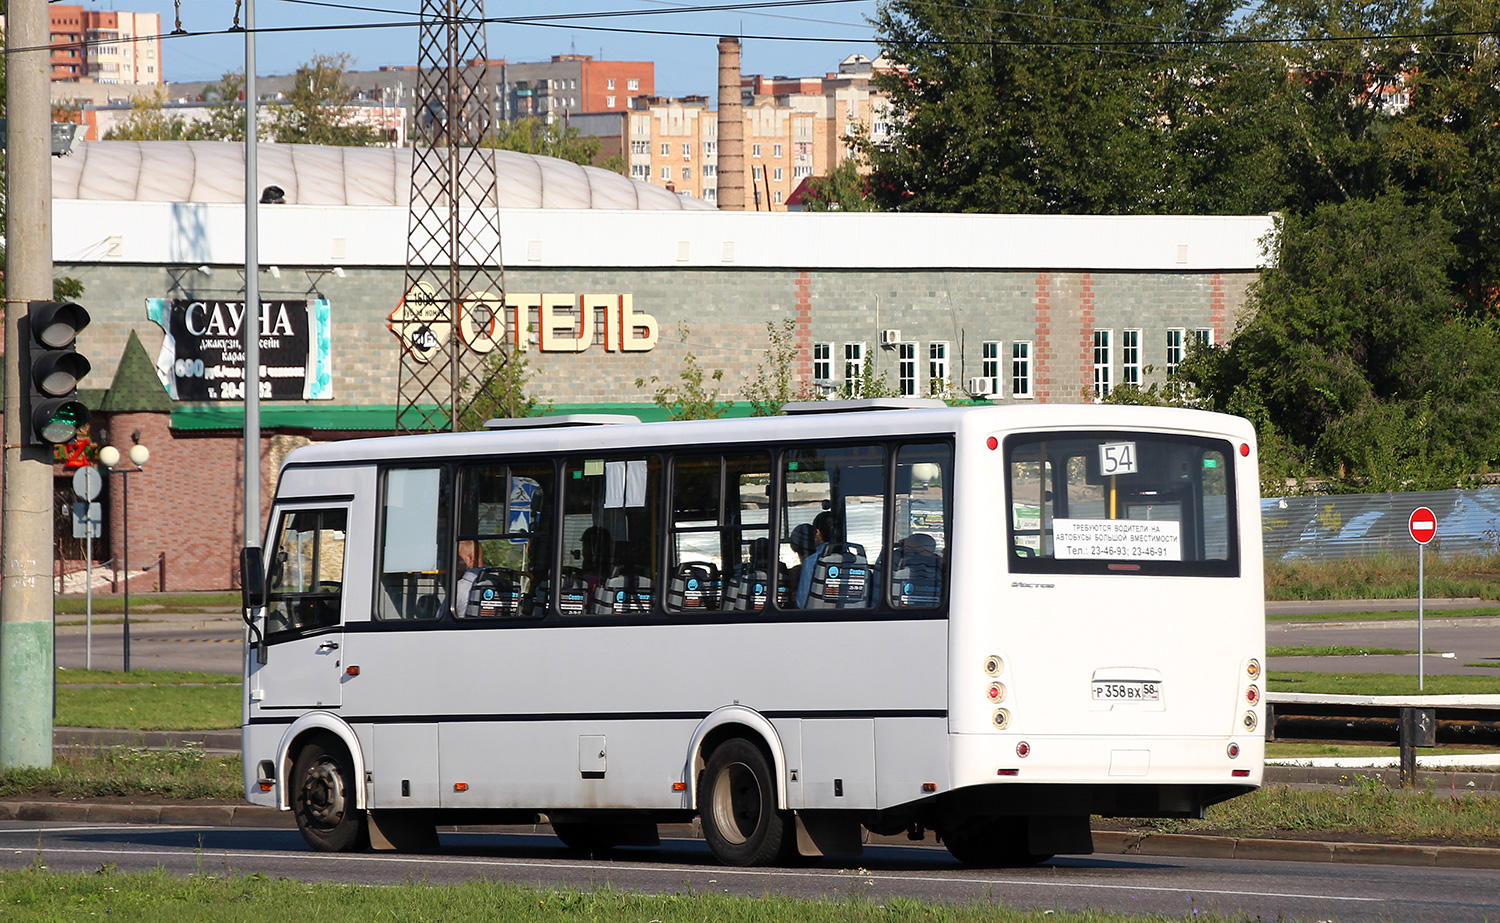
[1261,489,1500,562]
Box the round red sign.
[1408,507,1437,545]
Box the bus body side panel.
[946,414,1264,805]
[340,619,946,813]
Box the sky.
[83,0,885,97]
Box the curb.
[3,800,1498,869]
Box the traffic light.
[22,301,91,446]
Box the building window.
[631,164,648,178]
[1093,329,1111,400]
[628,78,639,90]
[1165,328,1184,378]
[981,341,1000,394]
[661,166,671,180]
[844,343,866,393]
[705,187,717,202]
[898,342,917,396]
[682,143,691,158]
[631,140,649,154]
[704,141,716,155]
[1121,329,1141,388]
[607,78,616,90]
[773,167,784,181]
[659,142,668,156]
[928,341,949,396]
[773,144,783,158]
[703,164,716,177]
[606,96,616,108]
[1012,342,1033,398]
[774,191,783,204]
[794,165,812,178]
[752,143,762,157]
[813,342,832,383]
[753,166,763,180]
[683,167,691,180]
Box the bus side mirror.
[241,546,267,610]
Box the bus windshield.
[1006,430,1238,577]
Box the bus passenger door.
[249,505,350,712]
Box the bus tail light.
[986,682,1006,704]
[992,708,1010,730]
[1016,741,1030,758]
[1242,711,1257,731]
[1245,685,1259,705]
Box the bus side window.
[377,467,452,621]
[668,453,771,613]
[891,444,951,609]
[562,457,661,616]
[265,508,348,636]
[778,445,885,610]
[455,463,554,619]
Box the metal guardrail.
[1267,693,1500,785]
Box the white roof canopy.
[52,140,714,211]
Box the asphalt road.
[54,611,242,674]
[1268,615,1500,677]
[1,822,1496,922]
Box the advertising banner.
[147,298,332,401]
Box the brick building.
[30,140,1270,591]
[626,54,896,209]
[43,5,162,83]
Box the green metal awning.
[170,402,759,432]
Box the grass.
[53,592,239,615]
[1119,779,1500,846]
[58,669,238,686]
[1266,551,1500,601]
[0,745,242,800]
[1268,645,1417,657]
[0,869,1217,923]
[1268,607,1500,622]
[1268,671,1500,696]
[1265,741,1500,758]
[57,684,240,731]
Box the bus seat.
[467,568,523,617]
[807,542,871,609]
[591,573,653,616]
[667,561,720,611]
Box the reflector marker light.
[1227,742,1240,758]
[259,782,274,792]
[672,782,686,792]
[1232,769,1251,777]
[986,436,999,451]
[1016,741,1030,758]
[997,768,1020,777]
[922,782,937,793]
[346,666,360,676]
[1240,443,1251,457]
[454,782,469,792]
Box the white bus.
[240,400,1264,867]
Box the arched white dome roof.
[51,140,715,211]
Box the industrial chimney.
[716,37,746,211]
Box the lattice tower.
[392,0,507,431]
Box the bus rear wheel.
[291,733,368,852]
[699,738,789,867]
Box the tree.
[104,87,193,141]
[266,54,383,147]
[482,117,602,166]
[636,325,733,420]
[868,0,1235,213]
[186,70,257,143]
[1187,197,1500,487]
[457,345,550,429]
[799,159,879,212]
[742,318,820,414]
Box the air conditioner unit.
[880,328,901,347]
[968,377,995,396]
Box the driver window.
[266,508,348,636]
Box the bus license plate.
[1091,680,1160,702]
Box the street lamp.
[98,433,149,673]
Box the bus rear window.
[1005,431,1237,577]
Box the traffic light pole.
[1,0,58,769]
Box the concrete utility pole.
[1,0,58,769]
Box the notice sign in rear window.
[1052,518,1182,561]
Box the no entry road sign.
[1409,507,1437,545]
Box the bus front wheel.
[291,733,368,852]
[698,738,789,867]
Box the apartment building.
[626,54,896,210]
[45,5,162,83]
